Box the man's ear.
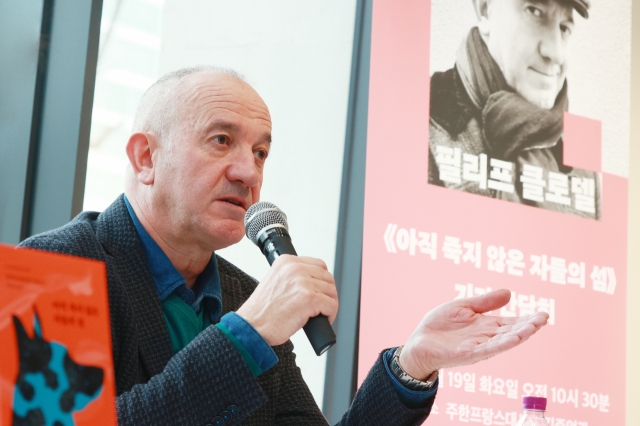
[472,0,491,36]
[126,132,158,185]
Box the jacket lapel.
[217,256,256,317]
[97,195,173,377]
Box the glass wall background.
[84,0,164,211]
[84,0,358,407]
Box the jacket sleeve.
[270,340,329,425]
[271,341,434,426]
[116,325,268,426]
[335,353,435,426]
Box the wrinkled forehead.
[178,73,272,133]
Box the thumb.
[462,289,511,313]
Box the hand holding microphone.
[236,202,337,355]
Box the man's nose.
[226,145,261,188]
[538,27,567,67]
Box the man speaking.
[20,66,548,425]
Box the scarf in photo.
[456,27,568,160]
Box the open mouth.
[222,199,243,208]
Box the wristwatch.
[390,346,438,392]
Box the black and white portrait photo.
[427,0,631,220]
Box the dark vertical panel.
[22,0,55,241]
[28,0,103,236]
[322,0,372,422]
[0,0,45,244]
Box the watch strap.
[389,346,438,392]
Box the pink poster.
[358,1,630,425]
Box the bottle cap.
[523,396,547,411]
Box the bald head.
[132,66,247,146]
[124,64,271,255]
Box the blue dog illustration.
[12,311,104,426]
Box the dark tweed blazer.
[19,195,434,425]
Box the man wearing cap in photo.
[428,0,600,219]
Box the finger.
[492,315,548,351]
[484,331,528,354]
[271,255,328,271]
[308,277,339,300]
[311,292,340,323]
[307,264,336,284]
[457,313,548,366]
[298,281,338,322]
[495,313,548,336]
[475,314,547,351]
[461,289,511,314]
[296,256,329,270]
[499,319,543,344]
[495,315,534,332]
[274,258,332,285]
[496,316,520,327]
[529,311,550,326]
[473,322,538,360]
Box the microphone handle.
[257,227,337,356]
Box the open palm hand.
[398,289,549,380]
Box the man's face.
[482,0,575,109]
[152,73,272,251]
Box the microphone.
[244,201,337,356]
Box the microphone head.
[244,201,289,244]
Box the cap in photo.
[564,0,590,18]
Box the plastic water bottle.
[514,396,549,425]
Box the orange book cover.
[0,243,116,426]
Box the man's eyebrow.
[202,120,272,144]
